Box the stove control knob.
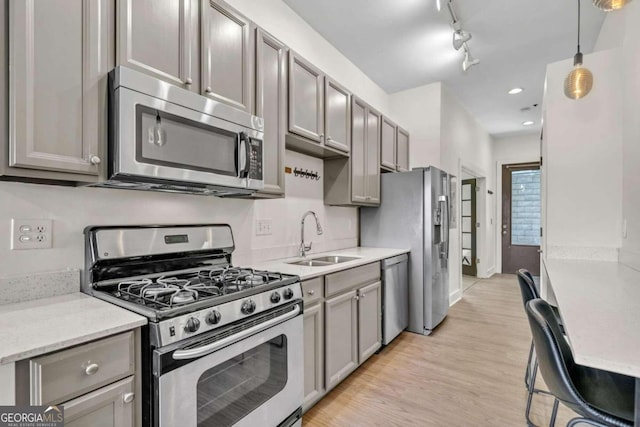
[241,299,256,315]
[206,310,222,325]
[283,288,294,300]
[184,317,200,333]
[270,292,281,304]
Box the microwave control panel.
[247,138,263,180]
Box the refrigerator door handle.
[438,195,449,259]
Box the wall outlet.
[256,219,273,236]
[11,219,52,250]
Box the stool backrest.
[516,269,539,307]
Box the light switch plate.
[256,219,273,236]
[11,219,52,250]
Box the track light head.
[453,30,472,50]
[462,51,480,72]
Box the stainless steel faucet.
[300,211,323,257]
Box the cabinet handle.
[361,293,366,298]
[123,393,135,404]
[184,77,193,85]
[354,295,359,301]
[205,87,212,93]
[84,363,99,376]
[319,133,324,139]
[307,290,315,296]
[326,136,332,141]
[89,155,101,165]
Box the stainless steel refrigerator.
[360,167,451,335]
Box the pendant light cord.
[577,0,581,54]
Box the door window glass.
[511,170,541,246]
[196,335,288,427]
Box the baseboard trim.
[449,289,462,307]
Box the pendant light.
[564,0,593,100]
[593,0,632,11]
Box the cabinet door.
[303,302,324,412]
[117,0,196,90]
[63,377,135,427]
[255,28,286,196]
[202,0,253,112]
[365,108,381,203]
[9,0,110,176]
[324,78,351,153]
[380,116,397,171]
[288,52,324,143]
[358,281,382,363]
[350,97,367,204]
[397,126,410,172]
[325,290,358,391]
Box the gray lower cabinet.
[324,96,380,206]
[202,0,253,113]
[324,289,359,392]
[117,0,199,91]
[397,126,410,172]
[63,377,134,427]
[358,281,382,362]
[303,302,324,411]
[380,116,397,172]
[254,28,287,197]
[4,0,112,181]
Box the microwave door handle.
[238,133,251,179]
[172,304,301,361]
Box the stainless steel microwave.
[96,66,264,196]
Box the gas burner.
[185,282,222,297]
[142,284,179,299]
[171,289,198,305]
[244,274,265,285]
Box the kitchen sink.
[309,255,361,264]
[287,259,334,267]
[286,255,361,267]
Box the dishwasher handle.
[382,254,409,269]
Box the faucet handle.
[305,242,312,252]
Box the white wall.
[439,86,495,301]
[0,151,357,278]
[493,133,540,272]
[542,48,623,260]
[389,82,442,169]
[592,3,640,271]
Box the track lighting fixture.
[462,51,480,72]
[452,30,472,50]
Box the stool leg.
[549,398,559,427]
[526,359,538,426]
[526,340,534,388]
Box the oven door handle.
[172,304,301,360]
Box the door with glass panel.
[461,179,477,276]
[501,164,541,275]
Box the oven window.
[136,105,238,176]
[196,335,288,427]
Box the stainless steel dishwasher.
[381,254,409,345]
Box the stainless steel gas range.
[82,224,303,427]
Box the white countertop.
[544,258,640,378]
[250,247,410,281]
[0,293,147,365]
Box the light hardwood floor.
[303,274,578,426]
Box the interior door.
[461,179,477,277]
[502,163,541,275]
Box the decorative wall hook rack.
[293,168,320,181]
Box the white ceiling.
[283,0,606,136]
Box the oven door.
[113,86,264,191]
[155,303,303,427]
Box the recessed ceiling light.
[508,87,524,95]
[522,121,535,126]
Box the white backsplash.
[0,150,358,282]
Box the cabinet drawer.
[29,331,135,405]
[302,277,324,305]
[325,262,380,297]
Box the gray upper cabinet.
[325,289,359,392]
[7,0,112,180]
[254,28,287,197]
[117,0,198,91]
[202,0,253,113]
[380,116,397,171]
[397,126,410,172]
[324,78,351,154]
[324,96,380,206]
[358,281,382,362]
[288,52,324,144]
